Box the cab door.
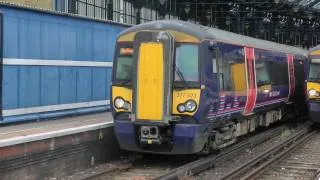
[205,47,221,119]
[132,31,174,123]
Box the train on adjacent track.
[307,45,320,123]
[111,20,309,154]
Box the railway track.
[235,130,320,180]
[68,120,310,180]
[158,121,313,180]
[156,124,288,180]
[220,124,316,180]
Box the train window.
[255,52,288,86]
[309,59,320,82]
[212,57,217,73]
[256,61,271,86]
[269,61,289,85]
[218,45,245,91]
[174,44,199,82]
[115,47,133,81]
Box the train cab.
[308,45,320,123]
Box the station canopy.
[149,0,320,49]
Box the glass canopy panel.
[313,2,320,9]
[299,0,316,6]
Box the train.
[111,20,309,154]
[307,45,320,123]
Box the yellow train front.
[308,45,320,123]
[111,20,308,154]
[111,21,203,154]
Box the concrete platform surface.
[0,112,113,147]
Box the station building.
[2,0,320,49]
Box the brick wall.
[0,0,53,10]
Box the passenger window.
[256,61,271,86]
[218,45,245,92]
[212,58,217,73]
[255,52,289,86]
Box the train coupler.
[139,126,162,145]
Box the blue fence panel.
[19,66,40,108]
[0,5,128,123]
[60,67,77,104]
[19,19,41,58]
[92,67,108,101]
[4,16,18,58]
[76,27,93,61]
[76,67,92,102]
[42,23,61,59]
[3,66,18,109]
[41,67,59,106]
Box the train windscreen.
[309,59,320,82]
[114,46,133,84]
[174,44,199,86]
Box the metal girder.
[292,0,304,4]
[307,0,320,8]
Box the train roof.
[309,44,320,57]
[120,20,308,57]
[310,44,320,52]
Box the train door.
[132,31,174,123]
[207,44,247,119]
[293,57,307,114]
[205,47,221,119]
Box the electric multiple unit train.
[308,45,320,123]
[111,20,309,154]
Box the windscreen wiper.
[119,73,132,85]
[176,67,187,87]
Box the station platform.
[0,112,113,148]
[0,112,120,179]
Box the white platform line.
[0,121,114,147]
[2,100,110,116]
[3,58,113,67]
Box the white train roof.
[120,20,308,57]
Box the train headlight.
[185,100,197,112]
[177,100,197,113]
[308,89,319,97]
[114,97,131,110]
[114,97,125,108]
[177,104,186,113]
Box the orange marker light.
[120,48,134,55]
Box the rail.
[220,124,315,180]
[156,124,293,180]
